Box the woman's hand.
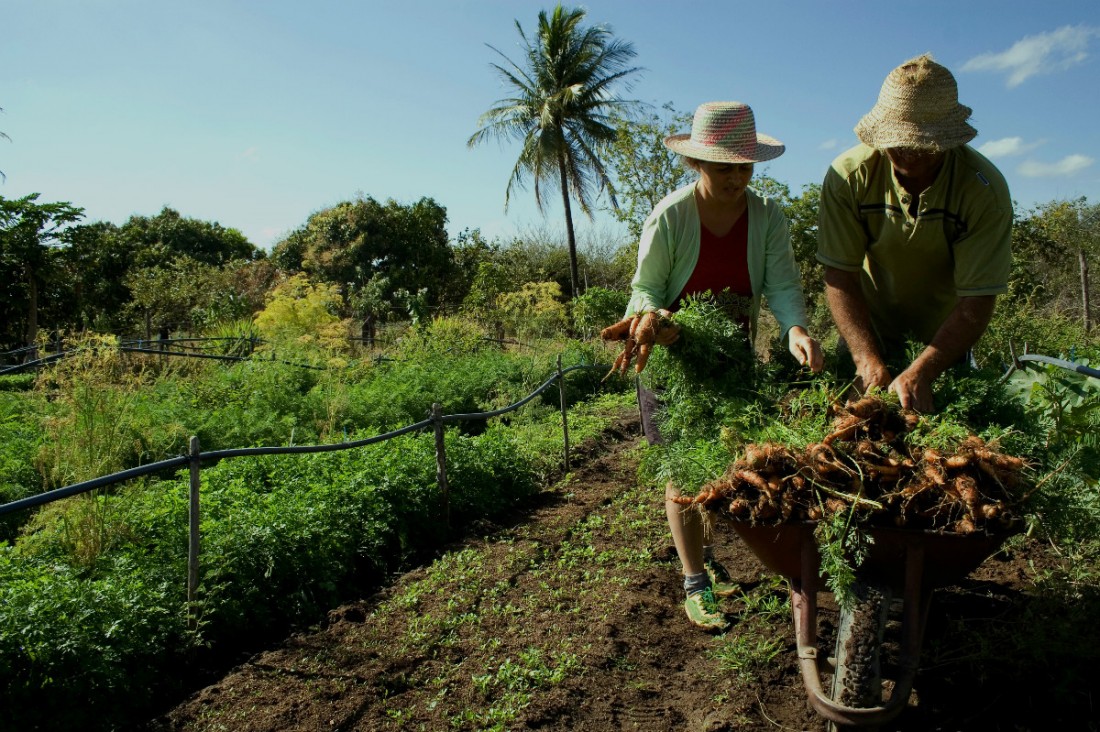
[600,309,679,378]
[653,309,680,345]
[787,326,824,373]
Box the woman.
[627,101,823,630]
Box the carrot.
[728,497,752,517]
[980,501,1004,521]
[600,316,634,341]
[731,469,770,495]
[846,394,883,419]
[945,454,971,470]
[954,517,977,534]
[824,414,862,445]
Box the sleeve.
[626,210,674,316]
[953,194,1013,297]
[816,165,868,272]
[759,203,808,338]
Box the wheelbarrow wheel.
[827,578,892,731]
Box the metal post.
[187,436,201,630]
[557,355,571,471]
[432,403,450,529]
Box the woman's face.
[696,161,754,204]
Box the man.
[817,54,1012,412]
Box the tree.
[603,105,694,241]
[998,199,1100,327]
[56,221,133,333]
[0,194,84,348]
[0,105,9,181]
[468,4,641,299]
[271,195,454,315]
[124,255,223,339]
[119,207,259,269]
[784,183,824,314]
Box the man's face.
[885,148,946,182]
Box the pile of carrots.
[673,393,1027,535]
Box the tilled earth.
[150,413,1099,731]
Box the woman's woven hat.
[664,101,784,163]
[855,54,977,151]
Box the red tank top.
[676,211,752,327]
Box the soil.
[149,411,1099,732]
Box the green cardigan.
[626,182,809,341]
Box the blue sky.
[3,1,1098,252]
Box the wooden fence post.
[557,355,570,471]
[187,436,201,630]
[1080,249,1091,334]
[432,403,450,529]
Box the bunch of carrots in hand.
[600,309,680,379]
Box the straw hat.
[664,101,785,163]
[855,54,977,151]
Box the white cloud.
[1018,154,1094,178]
[819,138,839,151]
[238,146,260,162]
[962,25,1100,87]
[977,136,1043,158]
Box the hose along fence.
[0,335,535,375]
[0,356,606,629]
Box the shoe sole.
[684,607,729,631]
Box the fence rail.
[0,359,608,628]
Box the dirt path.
[150,413,1098,732]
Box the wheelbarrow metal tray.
[730,520,1014,592]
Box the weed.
[707,627,785,682]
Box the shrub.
[497,282,570,340]
[571,286,628,339]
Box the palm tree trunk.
[558,156,580,299]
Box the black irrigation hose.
[0,346,329,375]
[0,363,609,517]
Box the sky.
[3,1,1099,253]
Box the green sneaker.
[705,559,739,598]
[684,587,729,631]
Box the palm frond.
[469,6,641,290]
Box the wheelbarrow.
[730,520,1018,728]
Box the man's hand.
[854,359,892,395]
[787,326,824,373]
[889,364,934,412]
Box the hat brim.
[663,132,785,163]
[855,106,977,152]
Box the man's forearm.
[909,296,996,380]
[824,267,882,367]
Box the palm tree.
[469,5,640,298]
[1,106,10,181]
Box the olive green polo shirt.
[816,143,1012,351]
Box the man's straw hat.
[855,54,977,151]
[664,101,784,163]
